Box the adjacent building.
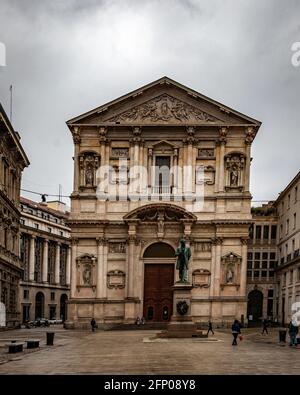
[19,197,71,322]
[275,172,300,325]
[65,76,261,328]
[0,104,30,328]
[246,202,277,324]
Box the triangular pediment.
[106,94,222,124]
[67,76,261,127]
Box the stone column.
[133,239,142,299]
[214,238,223,297]
[55,242,61,285]
[42,239,49,283]
[173,148,178,195]
[70,239,78,298]
[102,240,108,299]
[210,241,216,298]
[29,235,36,281]
[127,237,135,298]
[148,148,153,189]
[96,238,104,298]
[240,237,248,296]
[218,127,227,192]
[66,245,71,286]
[244,127,255,193]
[72,126,81,193]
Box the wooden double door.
[143,264,174,322]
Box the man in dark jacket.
[231,320,241,345]
[262,319,269,335]
[288,320,299,347]
[91,318,96,332]
[207,321,214,336]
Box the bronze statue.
[175,239,191,282]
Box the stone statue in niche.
[226,266,234,283]
[85,165,94,187]
[230,165,239,187]
[83,265,92,285]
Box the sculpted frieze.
[107,94,222,123]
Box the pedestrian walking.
[91,317,96,332]
[231,319,241,346]
[207,321,214,336]
[288,320,298,347]
[262,318,269,335]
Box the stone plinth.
[157,282,207,338]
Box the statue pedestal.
[157,282,207,338]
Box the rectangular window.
[50,292,55,301]
[262,252,268,260]
[295,186,298,203]
[254,261,260,269]
[48,227,52,233]
[23,290,29,299]
[263,225,269,240]
[247,261,252,269]
[261,271,267,278]
[254,252,260,260]
[268,289,274,298]
[255,226,261,240]
[254,271,259,278]
[290,270,293,284]
[269,271,274,278]
[287,194,290,208]
[60,231,63,237]
[270,252,276,260]
[280,224,283,239]
[271,225,277,240]
[293,213,296,229]
[262,261,268,269]
[286,219,289,235]
[298,268,300,281]
[269,261,275,269]
[34,223,39,229]
[247,252,253,260]
[247,270,252,278]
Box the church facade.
[65,77,261,328]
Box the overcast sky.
[0,0,299,206]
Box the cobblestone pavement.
[0,326,299,374]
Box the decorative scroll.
[192,269,211,288]
[108,242,126,254]
[195,242,211,252]
[111,148,129,158]
[198,148,214,158]
[107,270,126,289]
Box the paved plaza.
[0,326,299,374]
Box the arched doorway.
[35,292,45,319]
[143,242,175,322]
[60,294,68,321]
[247,290,263,323]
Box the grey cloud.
[0,0,299,204]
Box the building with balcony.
[0,103,30,328]
[19,197,70,322]
[275,171,300,325]
[65,76,261,328]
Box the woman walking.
[231,319,241,346]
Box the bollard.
[46,332,55,346]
